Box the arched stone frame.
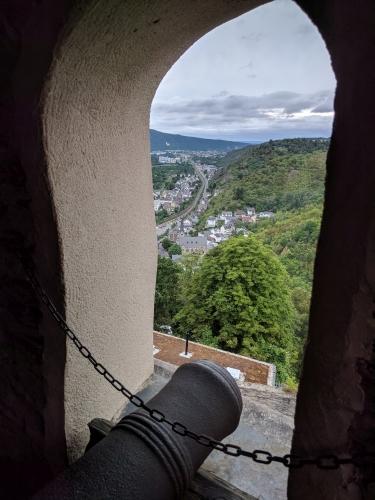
[42,0,269,462]
[1,0,375,499]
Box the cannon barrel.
[33,360,243,499]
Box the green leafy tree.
[166,180,175,190]
[290,285,310,377]
[160,239,182,256]
[177,254,202,307]
[154,257,181,329]
[161,238,173,251]
[168,243,182,256]
[173,236,297,382]
[156,208,168,224]
[234,186,245,201]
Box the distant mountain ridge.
[150,129,247,152]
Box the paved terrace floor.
[153,331,273,385]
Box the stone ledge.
[154,331,274,385]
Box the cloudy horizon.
[150,0,336,142]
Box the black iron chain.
[20,256,375,470]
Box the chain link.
[19,255,375,470]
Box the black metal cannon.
[33,360,243,499]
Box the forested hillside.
[253,206,323,376]
[253,206,322,287]
[204,138,328,218]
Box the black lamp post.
[185,332,191,356]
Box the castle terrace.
[153,331,275,385]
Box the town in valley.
[152,149,274,258]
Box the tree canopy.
[161,238,182,256]
[154,257,181,329]
[173,236,297,382]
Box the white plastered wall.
[42,0,266,458]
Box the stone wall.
[290,2,375,498]
[240,383,296,418]
[154,332,274,385]
[0,2,72,498]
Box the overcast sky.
[150,0,336,142]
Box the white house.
[153,200,162,211]
[257,211,275,219]
[220,211,233,218]
[206,216,217,228]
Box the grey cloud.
[153,90,334,122]
[151,90,334,140]
[212,90,229,98]
[312,104,332,113]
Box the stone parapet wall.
[154,331,275,385]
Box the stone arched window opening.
[150,5,335,497]
[1,1,374,499]
[150,0,335,384]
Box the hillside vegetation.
[152,164,193,190]
[253,205,323,376]
[204,138,328,218]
